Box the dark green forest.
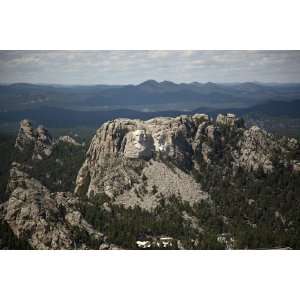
[0,134,14,202]
[29,141,87,192]
[78,194,224,249]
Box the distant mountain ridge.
[2,80,300,111]
[83,80,300,107]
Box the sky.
[0,50,300,85]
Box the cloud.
[0,50,299,84]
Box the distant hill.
[239,99,300,118]
[81,81,300,107]
[2,81,300,111]
[1,99,300,134]
[208,99,300,118]
[0,83,122,111]
[0,106,184,129]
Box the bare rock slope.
[1,162,106,249]
[75,114,212,209]
[74,113,287,210]
[0,120,110,249]
[15,119,54,160]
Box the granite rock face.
[74,115,212,209]
[235,126,277,173]
[2,163,105,249]
[216,113,239,127]
[32,125,54,160]
[14,120,83,161]
[58,135,81,146]
[75,112,292,210]
[15,119,36,152]
[1,120,112,249]
[15,119,54,160]
[123,129,154,159]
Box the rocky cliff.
[74,113,290,210]
[15,119,82,161]
[0,120,114,249]
[75,114,212,209]
[2,163,104,249]
[15,119,54,160]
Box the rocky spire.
[32,125,53,160]
[216,113,240,127]
[15,119,35,152]
[14,120,54,160]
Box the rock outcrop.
[11,115,288,214]
[74,112,293,210]
[14,120,84,162]
[75,115,212,209]
[32,125,54,160]
[15,119,36,152]
[2,162,105,249]
[216,113,239,127]
[15,119,54,160]
[1,120,113,249]
[57,135,81,146]
[234,126,277,172]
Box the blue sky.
[0,50,300,85]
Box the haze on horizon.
[0,50,300,85]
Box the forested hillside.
[1,114,300,249]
